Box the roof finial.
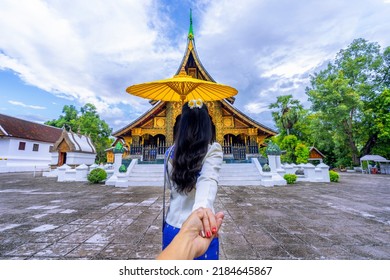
[188,9,194,40]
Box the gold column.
[166,102,177,144]
[131,128,142,146]
[132,135,140,145]
[213,101,224,144]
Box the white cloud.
[244,102,269,114]
[1,0,390,130]
[8,100,46,110]
[0,0,182,119]
[197,0,390,112]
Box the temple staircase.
[218,163,263,186]
[127,163,164,187]
[125,161,263,187]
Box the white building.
[0,114,62,173]
[50,128,96,167]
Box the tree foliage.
[269,95,304,136]
[46,103,112,163]
[267,38,389,168]
[306,38,390,166]
[279,135,298,163]
[295,143,309,164]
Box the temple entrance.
[133,134,168,161]
[142,134,166,147]
[223,133,259,160]
[224,134,247,160]
[224,134,248,146]
[58,152,67,166]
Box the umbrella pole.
[180,95,186,105]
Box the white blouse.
[165,142,223,228]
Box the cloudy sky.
[1,0,390,131]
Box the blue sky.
[1,0,390,131]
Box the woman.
[163,99,223,260]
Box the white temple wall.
[0,138,53,173]
[65,152,96,165]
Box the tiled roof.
[0,113,62,143]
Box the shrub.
[329,170,339,182]
[295,143,309,164]
[280,135,298,163]
[284,174,297,184]
[87,168,107,184]
[119,164,127,173]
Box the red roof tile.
[0,114,62,143]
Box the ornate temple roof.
[114,12,276,138]
[112,101,165,137]
[221,100,276,135]
[175,10,215,82]
[52,128,96,154]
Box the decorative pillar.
[132,128,142,147]
[113,142,125,174]
[268,155,277,172]
[57,164,71,182]
[213,101,224,144]
[166,103,174,144]
[317,163,330,182]
[303,163,316,179]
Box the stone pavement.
[0,172,389,260]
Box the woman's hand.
[157,207,224,260]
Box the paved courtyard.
[0,172,389,260]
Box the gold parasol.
[126,67,238,103]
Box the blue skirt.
[162,222,219,260]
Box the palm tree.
[269,95,303,135]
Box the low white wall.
[282,162,330,182]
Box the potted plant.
[262,164,271,172]
[119,164,127,173]
[265,141,282,156]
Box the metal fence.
[130,143,259,161]
[130,144,171,161]
[222,144,259,160]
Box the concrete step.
[219,175,261,181]
[127,181,163,187]
[218,180,263,186]
[124,162,263,187]
[218,162,262,186]
[219,170,259,176]
[129,171,163,177]
[125,164,164,187]
[132,165,163,171]
[128,176,164,181]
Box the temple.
[108,14,276,162]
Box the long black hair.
[171,101,213,194]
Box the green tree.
[295,143,309,164]
[269,95,304,136]
[306,38,389,165]
[279,135,298,163]
[46,105,78,129]
[46,103,113,163]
